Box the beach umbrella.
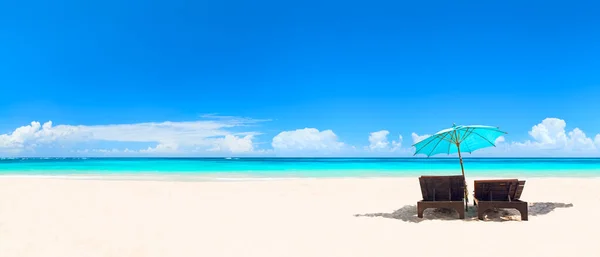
[413,124,507,205]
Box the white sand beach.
[0,177,598,257]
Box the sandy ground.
[0,177,598,257]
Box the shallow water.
[1,158,599,177]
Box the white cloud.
[140,143,180,154]
[515,118,598,152]
[367,130,403,152]
[411,133,430,144]
[495,136,506,145]
[526,118,568,149]
[368,130,390,150]
[0,121,83,150]
[595,134,600,148]
[567,128,596,151]
[0,117,264,156]
[209,135,255,153]
[271,128,344,154]
[391,135,403,151]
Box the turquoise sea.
[1,158,600,178]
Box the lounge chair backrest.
[419,175,465,201]
[514,180,526,200]
[474,179,526,201]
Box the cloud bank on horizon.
[1,117,599,157]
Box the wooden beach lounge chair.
[417,175,465,219]
[473,179,528,221]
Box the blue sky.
[1,0,600,156]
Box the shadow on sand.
[354,202,573,222]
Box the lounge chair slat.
[474,179,519,201]
[420,178,428,200]
[514,181,526,200]
[419,175,464,201]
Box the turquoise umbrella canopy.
[413,124,507,205]
[413,124,507,158]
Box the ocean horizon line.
[3,157,600,160]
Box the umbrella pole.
[456,144,468,210]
